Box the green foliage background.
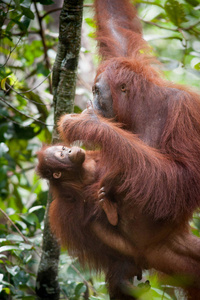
[0,0,200,299]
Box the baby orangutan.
[37,145,117,225]
[37,144,142,300]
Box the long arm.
[94,0,143,59]
[58,110,198,222]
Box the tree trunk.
[53,0,84,128]
[36,1,84,299]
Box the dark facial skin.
[40,146,86,180]
[44,145,86,166]
[92,73,115,118]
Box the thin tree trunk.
[36,1,84,299]
[53,0,84,128]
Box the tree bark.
[36,1,84,299]
[53,0,84,128]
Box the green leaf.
[0,246,20,253]
[75,282,86,296]
[13,0,20,9]
[21,0,32,7]
[194,62,200,70]
[29,205,44,213]
[6,207,16,215]
[20,5,35,20]
[88,32,95,39]
[21,213,38,225]
[23,254,32,263]
[36,62,50,76]
[85,18,96,28]
[16,220,27,230]
[164,0,187,26]
[13,269,29,286]
[184,0,200,6]
[1,76,11,90]
[19,243,33,250]
[6,21,16,32]
[6,266,19,276]
[6,234,24,242]
[74,105,82,113]
[13,123,42,140]
[21,15,31,29]
[2,287,11,295]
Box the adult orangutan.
[58,108,200,300]
[55,0,200,298]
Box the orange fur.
[37,145,142,300]
[56,0,200,297]
[58,110,200,300]
[52,0,200,298]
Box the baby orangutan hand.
[98,187,118,226]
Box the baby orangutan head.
[36,145,86,182]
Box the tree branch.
[41,2,93,19]
[0,208,40,257]
[0,96,53,127]
[0,37,22,67]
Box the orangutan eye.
[68,149,72,154]
[95,87,100,95]
[60,152,64,157]
[62,146,66,150]
[93,85,100,96]
[121,84,126,93]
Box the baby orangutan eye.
[62,146,66,150]
[68,149,72,153]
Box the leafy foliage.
[138,0,200,87]
[0,0,200,299]
[164,0,187,26]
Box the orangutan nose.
[68,147,86,165]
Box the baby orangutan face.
[37,145,86,180]
[45,146,85,165]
